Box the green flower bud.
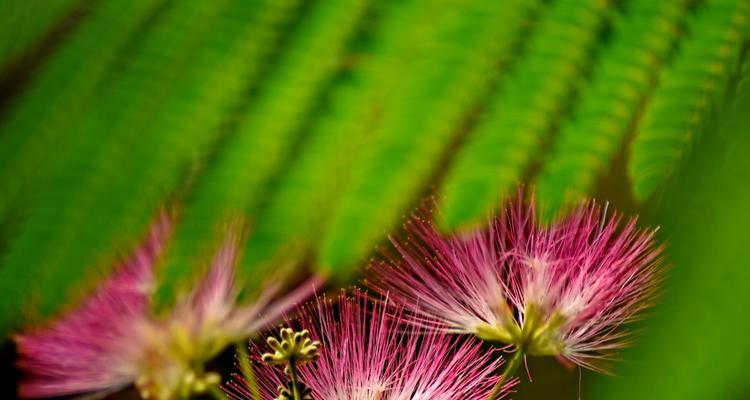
[262,328,321,368]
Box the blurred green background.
[1,0,749,399]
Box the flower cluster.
[14,189,665,400]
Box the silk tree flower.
[135,233,321,400]
[225,291,512,400]
[14,213,171,399]
[15,215,320,400]
[367,192,664,376]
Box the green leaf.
[536,0,692,213]
[590,53,750,400]
[0,0,170,221]
[628,0,750,201]
[0,0,268,332]
[440,0,613,229]
[156,0,372,303]
[0,0,85,68]
[243,0,434,272]
[319,0,543,278]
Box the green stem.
[288,359,302,400]
[236,342,261,400]
[488,350,525,400]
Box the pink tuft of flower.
[138,233,322,400]
[226,291,511,400]
[15,215,321,399]
[14,213,171,398]
[368,191,665,372]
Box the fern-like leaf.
[536,0,692,212]
[0,0,273,332]
[0,0,85,68]
[156,0,371,302]
[319,0,542,278]
[593,54,750,400]
[628,0,750,201]
[242,0,438,273]
[439,0,614,229]
[0,0,170,221]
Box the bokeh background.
[1,0,749,399]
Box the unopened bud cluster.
[262,328,320,400]
[262,328,320,368]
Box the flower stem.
[288,358,302,400]
[487,350,524,400]
[236,342,261,400]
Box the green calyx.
[475,302,567,356]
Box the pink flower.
[15,215,320,399]
[137,233,321,400]
[14,213,171,398]
[368,192,664,372]
[226,291,511,400]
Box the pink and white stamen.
[14,213,171,398]
[368,191,665,372]
[226,291,512,400]
[14,214,320,400]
